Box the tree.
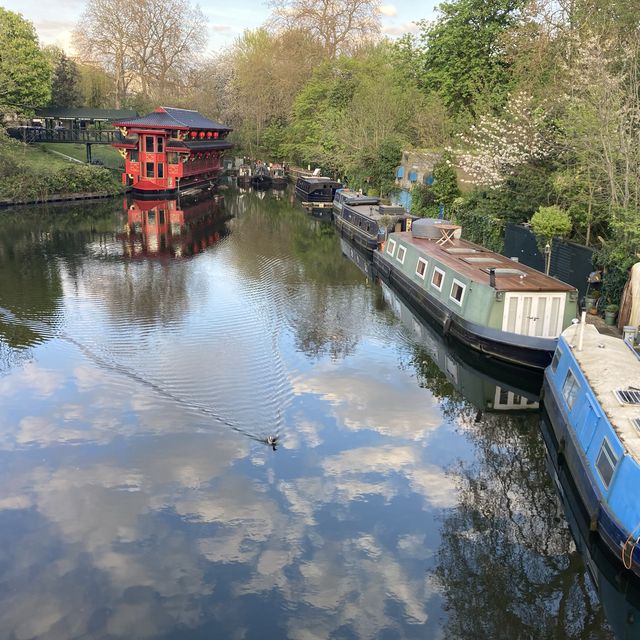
[454,91,554,188]
[267,0,381,59]
[414,0,525,119]
[531,205,572,273]
[77,63,114,108]
[74,0,206,107]
[0,8,51,115]
[44,46,81,108]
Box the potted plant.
[586,290,601,314]
[605,304,619,326]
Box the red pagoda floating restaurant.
[112,107,233,196]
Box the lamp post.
[544,242,551,275]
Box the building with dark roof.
[112,106,233,196]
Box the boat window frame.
[561,368,581,411]
[595,437,618,489]
[145,135,155,153]
[396,245,407,264]
[449,279,466,306]
[431,267,445,292]
[415,257,428,279]
[551,346,563,373]
[386,239,397,257]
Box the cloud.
[379,4,398,16]
[382,22,421,36]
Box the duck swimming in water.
[266,435,278,451]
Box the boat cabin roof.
[347,203,411,221]
[561,323,640,462]
[390,231,575,292]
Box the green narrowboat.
[373,218,578,369]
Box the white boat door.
[502,293,566,338]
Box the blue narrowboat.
[543,321,640,577]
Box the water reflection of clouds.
[291,362,442,440]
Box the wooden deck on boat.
[392,231,576,293]
[562,323,640,462]
[347,203,407,221]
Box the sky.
[1,0,438,56]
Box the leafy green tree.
[45,46,82,107]
[531,205,572,273]
[414,0,525,120]
[77,63,114,108]
[0,8,51,114]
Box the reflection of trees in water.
[0,201,121,348]
[226,189,375,360]
[436,415,611,639]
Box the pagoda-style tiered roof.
[114,107,231,131]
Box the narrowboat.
[294,176,342,204]
[236,163,253,186]
[540,393,640,640]
[542,320,640,578]
[251,164,272,189]
[269,164,288,188]
[373,218,578,369]
[333,188,416,255]
[112,106,232,196]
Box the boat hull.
[542,375,640,577]
[334,215,378,255]
[374,250,557,369]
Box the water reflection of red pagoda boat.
[120,195,231,258]
[112,107,232,196]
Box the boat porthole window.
[431,267,445,292]
[551,347,562,373]
[396,246,407,264]
[561,369,580,410]
[387,239,397,257]
[416,258,428,279]
[596,438,618,489]
[450,279,466,305]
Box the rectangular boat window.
[167,152,179,164]
[551,347,562,373]
[145,162,155,178]
[145,136,155,153]
[431,267,445,292]
[450,279,466,305]
[416,258,428,279]
[157,137,164,153]
[386,239,397,257]
[396,245,407,264]
[561,369,580,410]
[129,149,139,162]
[157,163,164,178]
[596,438,618,489]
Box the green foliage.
[44,46,81,108]
[410,154,460,217]
[530,205,572,244]
[413,0,525,120]
[0,129,120,202]
[451,196,505,252]
[0,8,51,114]
[347,135,402,196]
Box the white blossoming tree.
[452,91,554,188]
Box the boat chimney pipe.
[578,311,586,351]
[489,268,496,288]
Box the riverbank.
[0,130,123,206]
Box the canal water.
[0,187,616,639]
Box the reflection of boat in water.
[119,194,231,258]
[540,406,640,639]
[381,282,540,411]
[269,164,288,188]
[340,238,374,280]
[543,322,640,578]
